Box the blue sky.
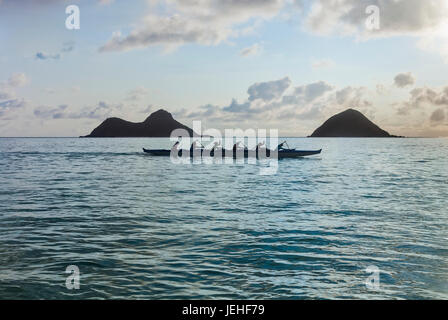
[2,0,448,137]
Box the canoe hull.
[142,148,321,158]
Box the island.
[309,109,400,137]
[82,109,194,137]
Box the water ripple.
[0,137,447,299]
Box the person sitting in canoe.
[171,141,180,152]
[233,141,244,153]
[210,141,221,157]
[191,140,205,152]
[190,140,198,151]
[211,141,221,151]
[255,141,265,151]
[277,141,289,151]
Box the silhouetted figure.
[210,141,221,157]
[255,141,265,152]
[171,141,180,151]
[233,142,244,153]
[190,140,200,152]
[277,141,287,150]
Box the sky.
[1,0,448,137]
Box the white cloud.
[248,77,291,102]
[0,98,27,118]
[0,99,26,109]
[34,104,69,119]
[376,84,389,95]
[140,105,154,114]
[305,0,448,37]
[396,86,448,116]
[416,27,448,63]
[240,43,262,57]
[178,76,369,126]
[99,0,285,52]
[126,87,149,101]
[430,108,445,123]
[303,0,448,63]
[97,0,448,61]
[293,81,334,103]
[34,101,121,120]
[7,73,29,87]
[0,87,14,100]
[394,72,415,88]
[0,73,29,118]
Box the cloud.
[0,88,14,100]
[394,72,415,88]
[34,104,69,119]
[35,43,75,61]
[416,32,448,63]
[34,101,120,120]
[376,84,389,95]
[126,87,149,101]
[7,73,28,87]
[297,105,324,120]
[409,86,448,107]
[0,99,26,109]
[334,86,370,106]
[96,0,448,61]
[177,76,370,126]
[301,0,448,62]
[293,81,334,103]
[0,98,26,118]
[99,0,286,52]
[305,0,448,37]
[0,73,29,118]
[222,99,252,113]
[279,81,335,107]
[140,105,153,114]
[430,108,445,123]
[397,86,448,115]
[248,77,291,102]
[240,43,262,57]
[35,52,61,60]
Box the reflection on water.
[0,137,447,299]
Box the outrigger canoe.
[142,148,322,159]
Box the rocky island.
[309,109,399,137]
[83,107,400,139]
[82,109,194,137]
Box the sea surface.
[0,137,447,299]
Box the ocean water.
[0,137,447,300]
